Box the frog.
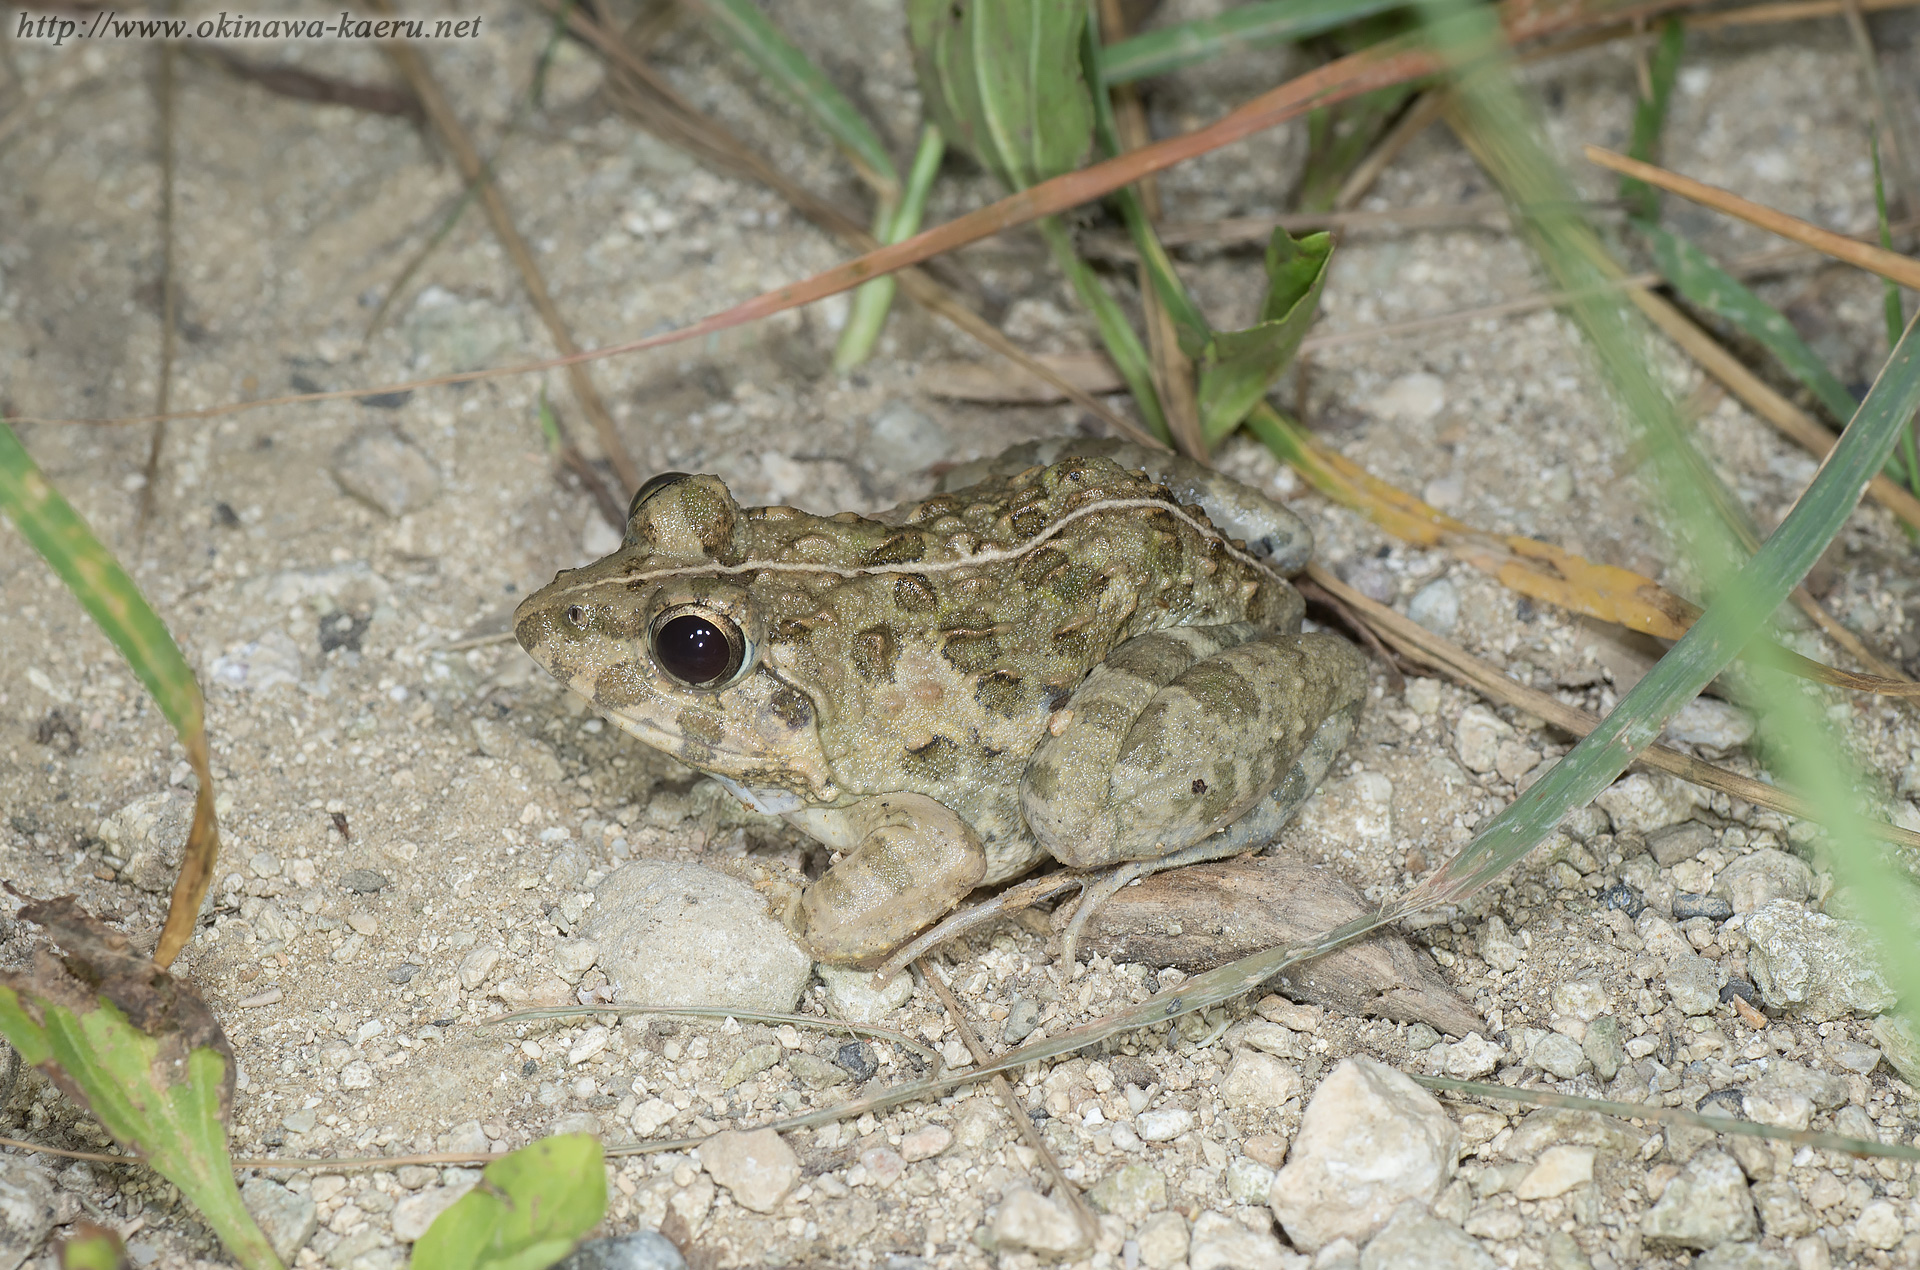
[515,437,1369,969]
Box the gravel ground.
[4,3,1920,1268]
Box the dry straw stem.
[369,0,643,492]
[1307,564,1920,850]
[919,959,1097,1246]
[1587,145,1920,291]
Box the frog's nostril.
[565,605,586,628]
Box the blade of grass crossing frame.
[836,125,945,371]
[695,0,899,200]
[0,426,219,968]
[1873,131,1918,496]
[1620,17,1684,222]
[1099,0,1407,85]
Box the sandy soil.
[4,2,1920,1268]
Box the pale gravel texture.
[2,3,1920,1269]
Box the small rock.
[1529,1033,1587,1080]
[1582,1018,1625,1081]
[1691,1244,1790,1270]
[1002,998,1040,1044]
[456,946,501,991]
[0,1156,56,1267]
[788,1052,848,1090]
[552,939,600,982]
[1664,952,1721,1016]
[1744,900,1895,1019]
[1088,1163,1167,1217]
[1754,1060,1848,1111]
[1854,1199,1904,1249]
[1514,1146,1594,1199]
[1441,1033,1503,1079]
[553,1230,688,1270]
[1453,705,1511,774]
[1360,1202,1495,1269]
[992,1188,1087,1257]
[700,1127,798,1214]
[1600,881,1645,918]
[1478,915,1519,972]
[719,1043,783,1090]
[1137,1108,1194,1142]
[867,402,948,473]
[392,1181,477,1242]
[1269,1057,1460,1252]
[1549,978,1609,1021]
[1408,580,1460,635]
[1713,851,1813,914]
[1641,1149,1756,1249]
[340,869,389,894]
[1337,557,1398,604]
[1662,697,1754,753]
[858,1146,905,1188]
[1135,1212,1189,1270]
[629,1099,675,1137]
[1405,1023,1441,1052]
[1596,773,1698,834]
[1376,372,1447,423]
[339,1060,374,1089]
[1503,1108,1644,1158]
[900,1125,951,1162]
[98,792,193,893]
[1189,1211,1299,1270]
[1648,822,1714,866]
[331,426,440,517]
[1673,893,1734,921]
[1827,1039,1882,1075]
[1750,1180,1814,1239]
[1226,1157,1277,1205]
[817,962,915,1024]
[567,1026,610,1067]
[835,1041,878,1082]
[1221,1049,1301,1110]
[587,863,812,1013]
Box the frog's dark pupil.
[654,613,735,685]
[565,605,586,627]
[628,471,692,521]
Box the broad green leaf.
[412,1134,607,1270]
[1642,222,1858,422]
[1619,17,1685,221]
[907,0,1093,192]
[1198,230,1333,441]
[0,424,222,967]
[0,899,283,1270]
[1100,0,1407,85]
[697,0,899,199]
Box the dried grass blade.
[1586,145,1920,291]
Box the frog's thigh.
[790,794,987,965]
[1024,630,1366,868]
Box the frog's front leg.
[1022,622,1368,959]
[785,794,987,965]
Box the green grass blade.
[1037,215,1171,443]
[697,0,899,199]
[1871,132,1918,497]
[835,125,946,371]
[1641,222,1860,422]
[413,1135,606,1270]
[1620,17,1685,221]
[1100,0,1406,85]
[0,425,203,740]
[1198,230,1333,442]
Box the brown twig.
[189,44,421,119]
[1307,565,1920,850]
[917,958,1099,1249]
[370,0,642,494]
[1332,89,1449,212]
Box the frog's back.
[748,452,1305,880]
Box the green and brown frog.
[516,439,1368,968]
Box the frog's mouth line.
[589,687,837,803]
[541,496,1288,597]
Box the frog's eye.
[564,605,587,628]
[628,471,693,522]
[649,605,747,688]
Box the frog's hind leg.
[1022,625,1368,966]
